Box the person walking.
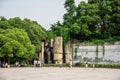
[85,62,88,68]
[59,60,62,68]
[93,63,95,70]
[69,59,72,68]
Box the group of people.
[1,62,9,68]
[0,60,95,69]
[34,60,44,67]
[0,61,20,68]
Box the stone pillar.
[65,42,72,63]
[50,39,54,47]
[39,42,44,62]
[39,52,41,61]
[53,37,63,64]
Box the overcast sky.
[0,0,87,30]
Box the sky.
[0,0,87,30]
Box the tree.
[70,23,80,41]
[76,2,100,40]
[0,28,35,64]
[0,17,12,29]
[50,0,120,43]
[63,0,76,27]
[0,17,47,59]
[109,0,120,36]
[46,30,56,40]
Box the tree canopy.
[51,0,120,43]
[0,28,35,63]
[0,17,47,62]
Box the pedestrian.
[59,60,62,68]
[2,62,5,68]
[85,62,88,68]
[41,60,44,67]
[34,60,37,67]
[93,63,95,70]
[69,59,72,68]
[37,60,41,67]
[15,61,20,67]
[5,62,8,68]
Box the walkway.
[0,67,120,80]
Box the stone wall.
[73,44,120,63]
[40,39,120,64]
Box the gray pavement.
[0,67,120,80]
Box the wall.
[73,44,120,64]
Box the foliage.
[0,28,35,63]
[50,0,120,44]
[46,30,55,40]
[8,18,47,54]
[0,17,47,60]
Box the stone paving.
[0,67,120,80]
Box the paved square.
[0,67,120,80]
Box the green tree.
[0,17,13,29]
[0,17,47,59]
[63,0,76,27]
[109,0,120,36]
[76,2,100,40]
[70,23,81,41]
[50,0,120,43]
[46,30,56,40]
[0,28,35,64]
